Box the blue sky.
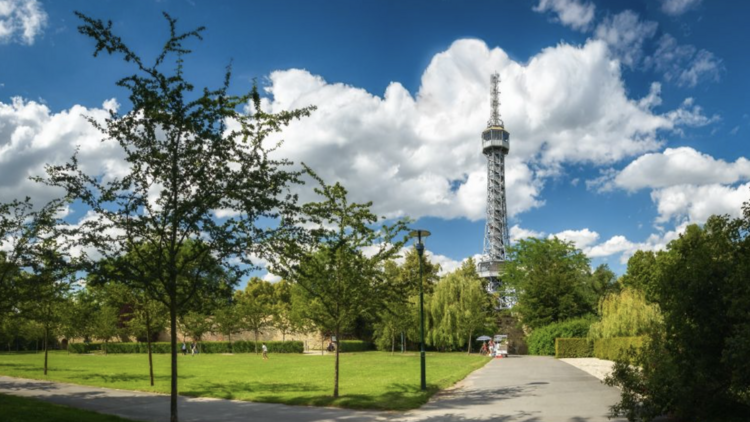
[1,0,749,280]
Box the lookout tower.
[477,72,511,299]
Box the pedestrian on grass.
[181,342,187,356]
[191,341,196,356]
[262,343,268,360]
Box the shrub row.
[68,341,304,354]
[338,340,372,352]
[528,317,594,355]
[593,336,644,363]
[555,338,593,358]
[553,336,644,362]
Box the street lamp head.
[409,229,431,256]
[408,229,431,243]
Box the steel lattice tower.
[477,72,510,295]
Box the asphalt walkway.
[0,356,626,422]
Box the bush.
[527,317,594,356]
[593,337,644,363]
[67,340,304,354]
[555,338,593,358]
[338,340,371,352]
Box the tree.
[428,259,493,353]
[212,302,243,347]
[179,311,213,343]
[125,293,167,386]
[373,261,418,353]
[236,277,275,353]
[619,250,658,301]
[271,171,407,398]
[607,211,750,421]
[43,13,313,421]
[270,279,299,341]
[588,288,662,339]
[580,264,619,310]
[92,305,121,354]
[504,237,593,330]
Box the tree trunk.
[169,299,178,422]
[333,325,340,398]
[391,333,395,355]
[321,332,324,356]
[254,330,259,354]
[467,331,472,355]
[104,339,108,355]
[146,310,154,387]
[43,324,48,375]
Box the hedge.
[593,336,644,363]
[555,338,593,358]
[528,317,595,356]
[68,341,303,354]
[338,340,372,352]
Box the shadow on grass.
[77,373,179,385]
[181,380,323,401]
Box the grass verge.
[0,393,137,422]
[0,351,489,410]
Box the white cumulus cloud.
[651,183,750,224]
[0,0,47,45]
[0,97,129,208]
[646,34,722,88]
[593,147,750,192]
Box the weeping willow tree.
[588,287,662,339]
[428,260,493,353]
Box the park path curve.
[0,356,626,422]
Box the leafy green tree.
[125,293,167,386]
[580,264,619,310]
[504,237,593,329]
[236,278,275,353]
[373,261,418,353]
[271,171,407,398]
[588,287,662,339]
[179,311,213,343]
[428,259,493,353]
[43,13,312,421]
[607,210,750,421]
[212,302,243,346]
[619,250,658,300]
[270,279,299,341]
[92,305,121,355]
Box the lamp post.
[409,229,431,391]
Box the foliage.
[504,237,594,329]
[235,277,275,353]
[178,311,214,342]
[588,288,662,340]
[579,264,620,310]
[212,303,242,345]
[555,338,593,358]
[427,259,494,353]
[0,351,488,411]
[270,279,300,341]
[593,337,643,363]
[527,317,595,356]
[618,250,658,301]
[607,209,750,422]
[271,169,407,398]
[46,12,312,421]
[66,340,305,354]
[338,340,372,352]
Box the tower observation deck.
[477,72,511,297]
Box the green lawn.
[0,351,489,410]
[0,394,137,422]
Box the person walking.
[181,342,187,356]
[262,343,268,360]
[191,341,196,356]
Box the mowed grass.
[0,351,489,410]
[0,393,138,422]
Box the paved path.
[0,356,626,422]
